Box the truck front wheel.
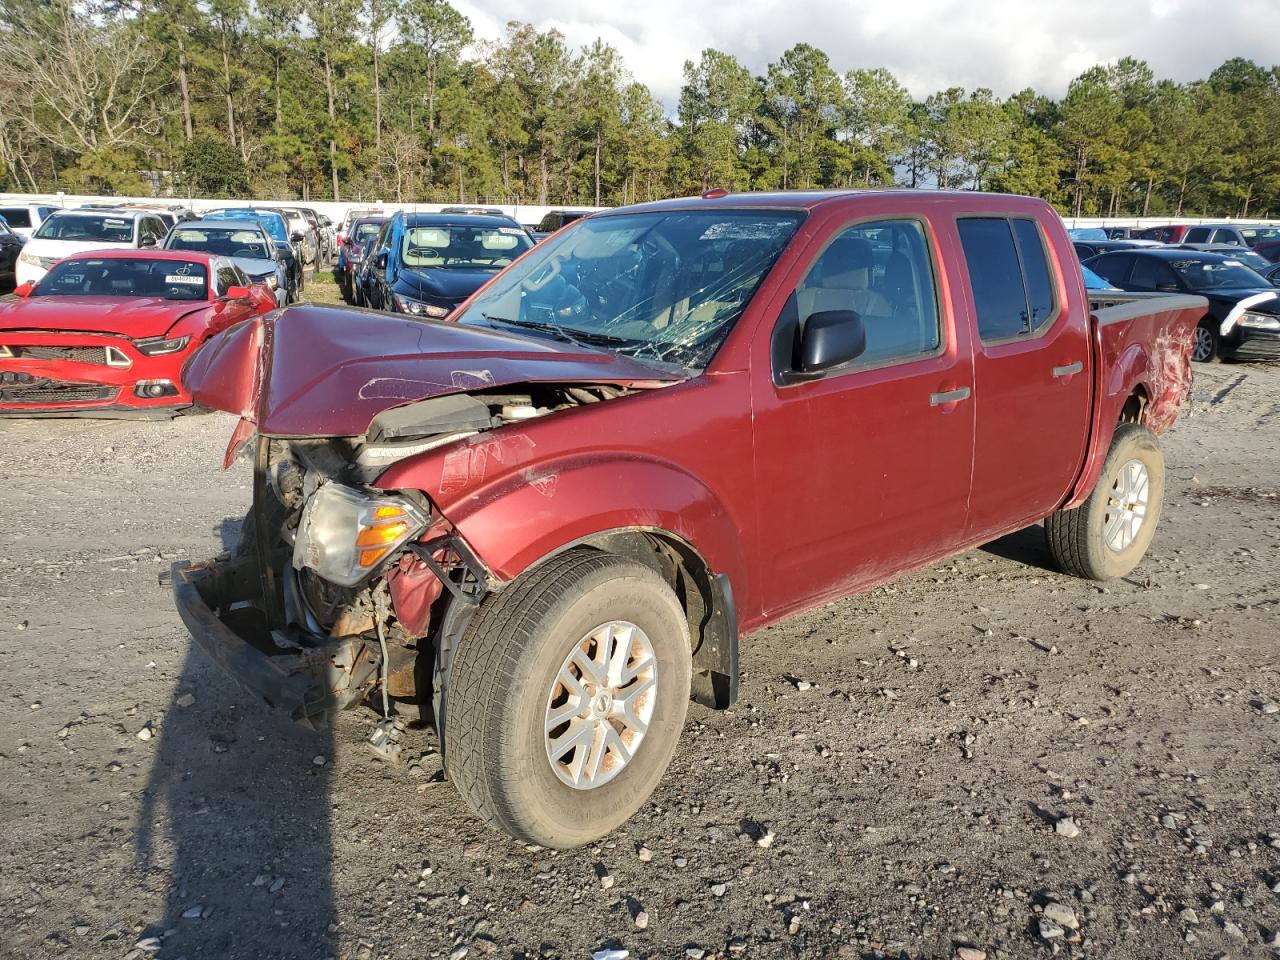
[1045,423,1165,580]
[443,549,692,848]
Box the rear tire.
[444,549,691,849]
[1045,423,1164,580]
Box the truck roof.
[613,189,1054,216]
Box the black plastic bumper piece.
[172,560,378,730]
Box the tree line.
[1,0,1278,218]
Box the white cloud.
[452,0,1278,110]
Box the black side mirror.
[291,231,304,242]
[376,249,389,269]
[790,310,867,380]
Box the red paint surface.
[0,250,271,414]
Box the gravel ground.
[1,355,1278,960]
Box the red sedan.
[0,250,275,417]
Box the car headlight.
[135,335,191,356]
[18,251,55,268]
[261,275,279,290]
[292,483,428,587]
[393,294,450,318]
[1238,311,1280,330]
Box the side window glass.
[1090,254,1133,285]
[1129,257,1175,290]
[215,266,237,295]
[1012,219,1055,331]
[1185,227,1210,243]
[1212,229,1241,246]
[794,219,940,366]
[957,217,1030,340]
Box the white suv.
[0,203,58,241]
[16,210,169,286]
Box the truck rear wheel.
[443,549,691,848]
[1045,423,1164,580]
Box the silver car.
[163,219,289,306]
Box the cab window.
[957,217,1059,342]
[794,219,940,366]
[1129,257,1179,291]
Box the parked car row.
[1068,224,1280,365]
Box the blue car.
[368,213,535,317]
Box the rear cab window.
[956,217,1059,342]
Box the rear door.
[752,212,976,617]
[958,216,1093,541]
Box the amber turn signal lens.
[355,519,411,548]
[358,546,393,568]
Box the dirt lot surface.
[1,356,1278,960]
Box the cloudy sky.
[453,0,1277,109]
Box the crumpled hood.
[395,267,497,303]
[183,303,683,438]
[0,295,208,338]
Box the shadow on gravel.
[133,521,337,958]
[979,523,1057,572]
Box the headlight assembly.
[135,335,191,356]
[1238,311,1280,331]
[392,294,450,318]
[292,482,428,587]
[18,251,55,268]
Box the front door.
[752,216,976,619]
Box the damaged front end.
[174,381,638,730]
[173,305,680,729]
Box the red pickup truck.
[174,190,1206,848]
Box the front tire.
[1191,320,1220,363]
[1045,423,1164,580]
[443,549,691,849]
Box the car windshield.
[453,210,803,371]
[352,221,383,243]
[400,223,534,271]
[207,211,288,244]
[167,226,272,259]
[1240,227,1280,246]
[34,214,135,242]
[33,258,209,299]
[1069,227,1108,241]
[1171,258,1268,290]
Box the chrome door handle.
[929,387,971,406]
[1052,361,1083,377]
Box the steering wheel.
[521,257,562,293]
[231,247,256,258]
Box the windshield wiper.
[480,314,631,350]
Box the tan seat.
[797,236,891,321]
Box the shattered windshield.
[452,210,803,370]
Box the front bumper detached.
[172,559,378,730]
